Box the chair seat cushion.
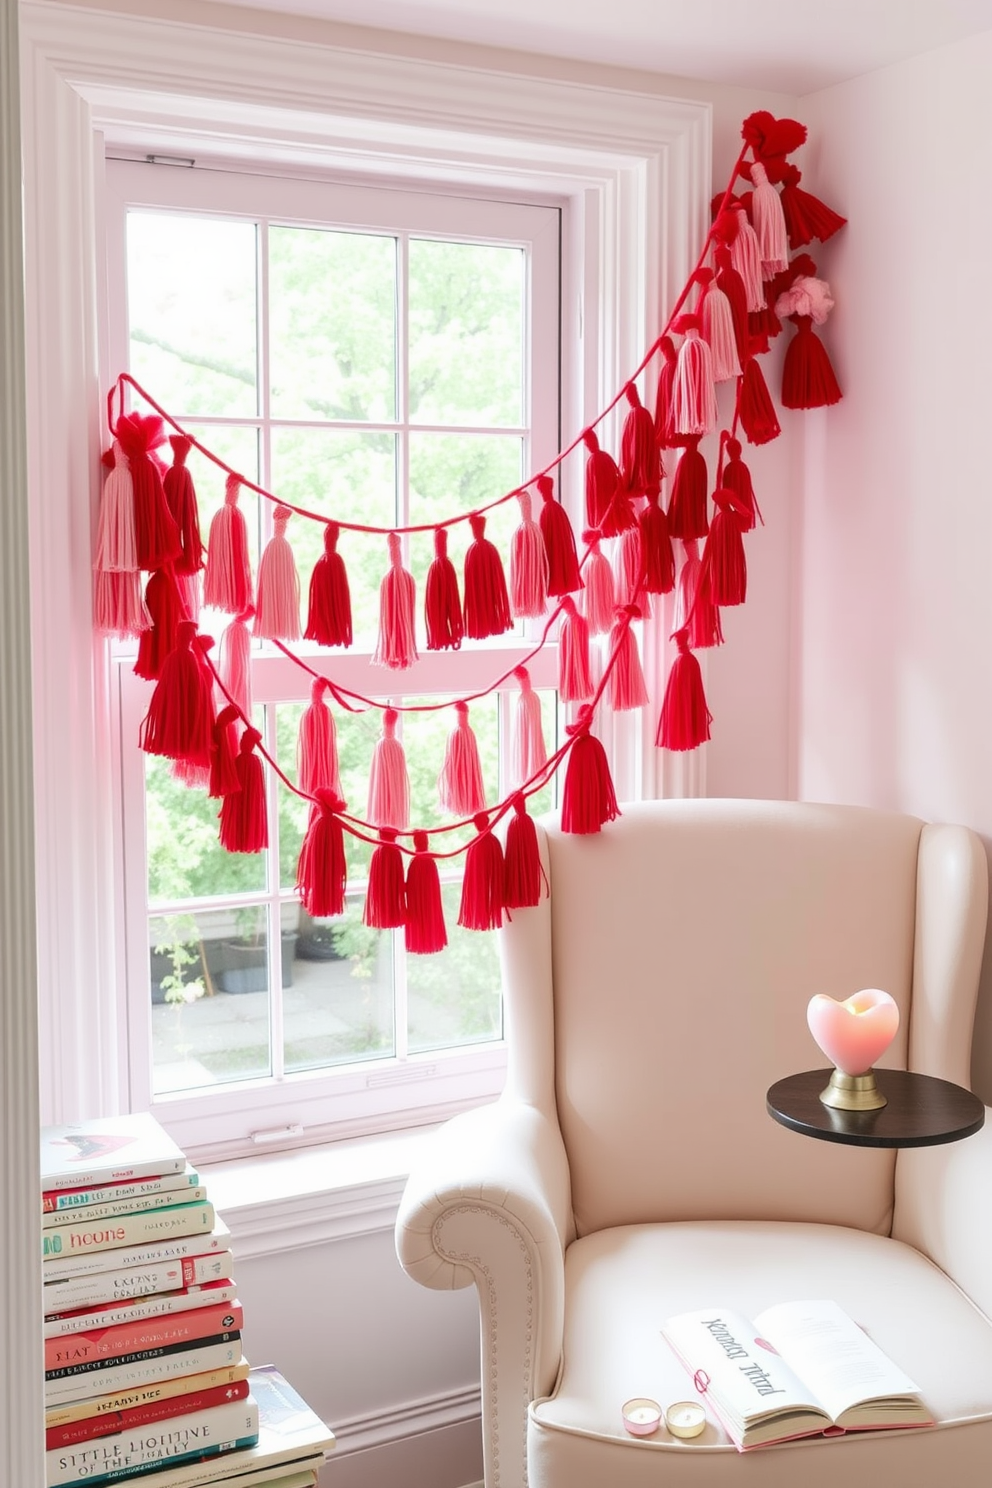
[528,1220,992,1487]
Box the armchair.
[396,799,992,1487]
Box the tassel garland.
[438,701,487,818]
[511,666,547,789]
[458,814,505,931]
[163,435,203,575]
[653,336,678,449]
[581,533,616,636]
[363,829,406,930]
[609,607,650,712]
[613,526,647,612]
[254,506,301,641]
[305,520,353,648]
[748,161,789,277]
[134,568,184,682]
[675,538,724,650]
[639,490,675,595]
[778,163,847,248]
[696,268,741,382]
[219,727,268,854]
[374,532,418,669]
[208,703,242,800]
[296,790,348,919]
[509,490,548,619]
[424,527,464,651]
[739,351,782,446]
[298,677,341,800]
[463,512,512,639]
[115,412,181,573]
[671,316,718,437]
[620,383,661,498]
[405,832,447,954]
[667,437,709,542]
[537,475,582,596]
[558,595,594,702]
[701,488,749,607]
[656,628,712,751]
[95,440,137,574]
[714,245,749,365]
[729,203,765,313]
[367,708,410,830]
[203,475,253,615]
[138,621,213,767]
[582,429,621,530]
[503,795,544,910]
[217,608,253,722]
[721,437,762,531]
[95,568,149,640]
[560,708,620,835]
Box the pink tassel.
[296,790,348,919]
[463,512,512,639]
[254,506,300,641]
[749,162,789,278]
[503,794,545,910]
[537,474,581,596]
[609,606,650,712]
[204,475,253,615]
[438,701,487,817]
[363,829,406,931]
[405,832,447,954]
[424,527,463,651]
[581,532,615,636]
[729,203,765,313]
[457,814,504,931]
[305,520,353,648]
[558,595,594,702]
[656,627,712,751]
[561,707,620,835]
[696,268,741,382]
[653,336,678,450]
[134,568,184,681]
[95,440,137,573]
[722,437,762,531]
[367,707,410,830]
[509,490,548,619]
[671,315,717,437]
[582,429,621,530]
[218,608,254,721]
[298,676,342,800]
[620,383,661,498]
[163,435,203,576]
[94,569,150,640]
[612,526,648,613]
[374,532,418,669]
[511,665,547,789]
[676,538,723,650]
[667,436,709,542]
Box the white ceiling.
[212,0,992,94]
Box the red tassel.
[781,318,842,409]
[582,429,621,530]
[503,795,544,910]
[405,831,447,954]
[463,512,512,639]
[609,607,649,712]
[203,475,253,615]
[612,527,649,614]
[374,532,418,668]
[509,491,548,619]
[729,203,765,313]
[739,351,781,446]
[561,707,620,835]
[778,163,847,249]
[94,569,149,640]
[363,828,406,930]
[367,707,410,830]
[163,435,203,576]
[95,439,137,574]
[139,621,213,767]
[714,245,749,365]
[424,527,463,651]
[438,701,487,817]
[667,437,709,541]
[721,436,762,531]
[115,413,182,573]
[695,268,741,383]
[748,161,789,277]
[296,790,348,919]
[298,677,341,800]
[218,726,267,854]
[701,488,748,607]
[581,533,615,636]
[537,474,582,596]
[134,568,184,681]
[305,520,353,648]
[639,490,675,595]
[671,315,717,437]
[511,666,546,788]
[458,813,504,931]
[653,336,678,450]
[675,538,724,650]
[558,595,593,702]
[620,383,661,498]
[218,608,253,721]
[254,506,301,641]
[656,628,712,751]
[209,703,242,799]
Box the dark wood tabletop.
[766,1068,985,1149]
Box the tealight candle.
[665,1400,706,1439]
[622,1398,662,1436]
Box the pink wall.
[801,30,992,1096]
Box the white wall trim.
[332,1384,481,1459]
[217,1173,408,1256]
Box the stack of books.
[41,1113,334,1488]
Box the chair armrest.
[894,1109,992,1319]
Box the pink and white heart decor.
[806,988,900,1077]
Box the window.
[106,161,562,1154]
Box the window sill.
[199,1125,438,1258]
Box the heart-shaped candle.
[806,988,900,1076]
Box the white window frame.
[106,162,563,1151]
[20,2,710,1163]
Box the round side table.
[766,1068,985,1149]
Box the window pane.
[150,906,273,1094]
[270,427,396,650]
[287,897,395,1072]
[146,757,267,903]
[269,226,396,423]
[408,239,524,427]
[407,881,501,1053]
[126,212,258,419]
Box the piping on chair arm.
[894,1108,992,1321]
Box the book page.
[754,1300,922,1424]
[662,1307,829,1429]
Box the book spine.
[44,1253,232,1313]
[46,1399,260,1488]
[43,1171,201,1214]
[46,1328,243,1385]
[45,1300,243,1371]
[43,1155,188,1194]
[44,1338,243,1406]
[42,1226,229,1281]
[42,1203,216,1263]
[46,1280,237,1337]
[45,1361,251,1429]
[46,1380,252,1452]
[44,1187,208,1229]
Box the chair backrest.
[497,799,986,1240]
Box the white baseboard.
[331,1384,481,1457]
[317,1390,483,1488]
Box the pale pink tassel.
[673,539,701,633]
[373,532,418,669]
[730,207,765,313]
[367,707,410,830]
[511,665,546,789]
[749,162,789,278]
[298,676,341,800]
[94,569,149,639]
[582,533,615,636]
[94,440,137,573]
[558,595,593,702]
[438,700,487,817]
[701,281,742,382]
[218,607,253,720]
[612,526,650,615]
[509,490,548,619]
[672,316,718,437]
[204,474,253,614]
[609,607,650,712]
[254,505,301,641]
[177,571,201,627]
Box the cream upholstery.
[396,800,992,1488]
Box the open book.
[662,1299,933,1450]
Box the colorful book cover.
[45,1299,244,1371]
[46,1396,260,1487]
[44,1251,233,1314]
[43,1219,231,1283]
[45,1360,251,1430]
[46,1379,251,1452]
[42,1114,187,1194]
[44,1167,201,1214]
[45,1186,208,1230]
[46,1329,243,1386]
[42,1203,216,1264]
[46,1279,238,1338]
[44,1339,244,1407]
